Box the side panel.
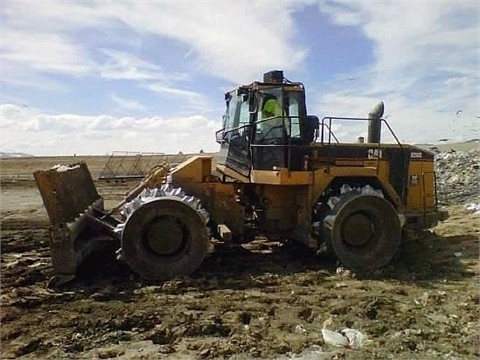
[422,162,437,209]
[405,160,437,211]
[311,161,402,209]
[253,184,313,246]
[171,156,245,237]
[253,162,402,248]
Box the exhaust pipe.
[367,101,384,143]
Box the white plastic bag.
[321,319,367,349]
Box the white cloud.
[1,28,95,76]
[147,83,203,101]
[108,1,309,82]
[110,94,146,112]
[1,0,108,31]
[313,0,480,143]
[2,0,478,155]
[99,49,189,82]
[146,83,209,112]
[444,76,477,87]
[0,104,219,155]
[1,1,309,84]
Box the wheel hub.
[144,216,185,256]
[341,212,374,246]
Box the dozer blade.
[34,162,120,287]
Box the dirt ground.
[1,159,479,359]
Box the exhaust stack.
[367,101,384,143]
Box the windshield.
[256,88,306,141]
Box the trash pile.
[434,148,479,205]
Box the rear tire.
[323,193,401,270]
[121,197,209,281]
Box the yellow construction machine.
[34,71,447,286]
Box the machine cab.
[216,71,318,179]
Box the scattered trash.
[413,291,430,306]
[336,267,353,277]
[392,328,422,338]
[465,203,480,214]
[334,281,348,289]
[295,324,307,334]
[321,318,367,349]
[454,252,462,257]
[426,314,449,324]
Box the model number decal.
[410,174,420,185]
[410,152,423,159]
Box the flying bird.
[456,109,462,116]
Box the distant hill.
[0,151,34,158]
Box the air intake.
[263,70,284,84]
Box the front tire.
[121,197,209,281]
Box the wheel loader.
[34,70,447,286]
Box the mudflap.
[34,162,120,287]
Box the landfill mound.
[434,147,480,205]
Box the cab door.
[252,88,311,171]
[216,90,252,177]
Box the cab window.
[225,91,249,131]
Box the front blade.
[34,162,102,224]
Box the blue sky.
[1,0,478,156]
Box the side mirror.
[215,129,225,144]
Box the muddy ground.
[1,163,479,359]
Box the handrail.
[320,116,403,147]
[218,115,406,173]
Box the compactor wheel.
[323,193,401,270]
[118,191,209,281]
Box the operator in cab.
[258,95,287,141]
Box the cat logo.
[410,152,423,159]
[367,148,383,159]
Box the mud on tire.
[116,185,210,281]
[323,192,401,270]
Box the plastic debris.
[413,291,430,306]
[295,324,307,334]
[52,164,80,172]
[335,267,352,277]
[321,318,367,349]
